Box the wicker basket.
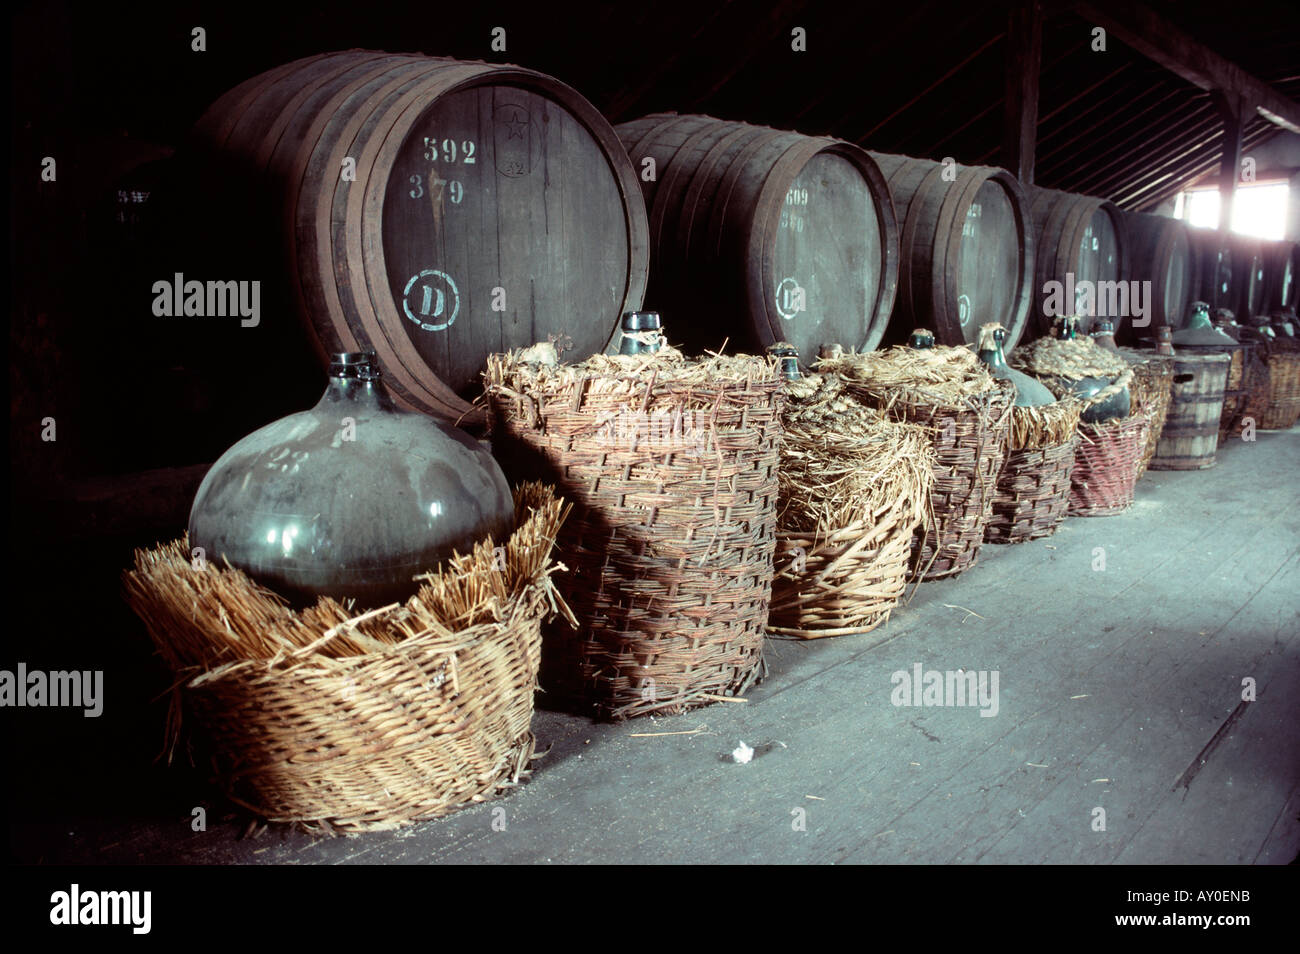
[1259,344,1300,429]
[1123,355,1174,479]
[985,401,1081,544]
[1068,414,1150,516]
[1221,345,1271,440]
[122,483,571,833]
[769,374,933,638]
[485,349,782,720]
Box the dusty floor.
[8,428,1299,865]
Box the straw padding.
[770,373,935,638]
[485,346,783,720]
[1259,342,1300,429]
[1008,398,1082,452]
[1010,335,1136,411]
[122,483,572,833]
[1068,415,1150,516]
[1010,335,1131,380]
[817,345,1014,579]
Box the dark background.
[6,0,1298,862]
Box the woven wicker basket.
[985,401,1081,544]
[815,346,1013,579]
[1259,345,1300,430]
[122,483,570,833]
[847,385,1014,578]
[1124,355,1174,479]
[486,349,782,720]
[1068,414,1150,516]
[1221,345,1271,439]
[769,374,933,638]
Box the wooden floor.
[10,428,1299,865]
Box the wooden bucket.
[1148,352,1231,470]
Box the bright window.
[1174,181,1289,239]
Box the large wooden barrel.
[1188,227,1235,314]
[1229,236,1268,318]
[1263,239,1299,313]
[1148,352,1231,470]
[189,51,649,422]
[1118,211,1197,338]
[1027,186,1128,338]
[615,114,898,358]
[867,153,1035,351]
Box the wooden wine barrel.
[1148,352,1231,470]
[1229,235,1268,319]
[1118,211,1197,338]
[867,153,1035,351]
[1263,239,1299,313]
[1027,185,1128,338]
[189,51,649,422]
[1188,227,1235,314]
[615,114,898,358]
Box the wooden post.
[1214,91,1246,232]
[1002,0,1043,183]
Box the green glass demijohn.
[188,352,514,610]
[977,323,1054,407]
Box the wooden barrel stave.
[1230,236,1267,319]
[1149,354,1231,470]
[1264,240,1298,313]
[190,51,650,423]
[617,114,899,359]
[869,152,1034,351]
[1119,210,1197,337]
[1188,226,1235,313]
[1027,185,1128,339]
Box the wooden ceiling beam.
[1066,0,1300,132]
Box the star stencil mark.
[503,111,528,139]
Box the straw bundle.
[122,483,571,833]
[770,373,935,637]
[485,345,783,720]
[1009,335,1130,380]
[817,345,1014,579]
[1008,399,1082,451]
[1009,335,1136,412]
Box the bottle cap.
[329,352,377,378]
[766,343,800,380]
[619,312,663,355]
